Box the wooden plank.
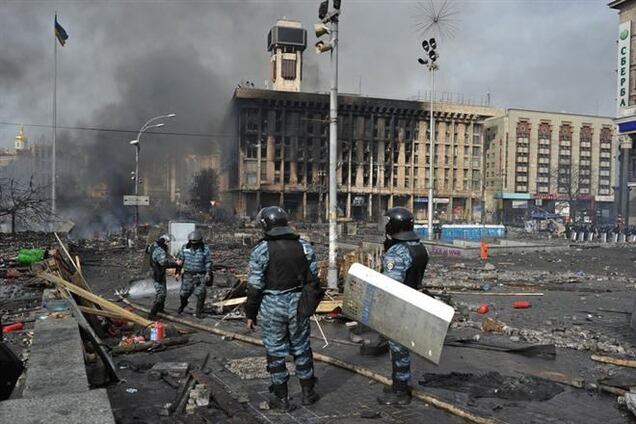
[54,232,92,292]
[316,300,342,313]
[211,297,343,314]
[39,272,153,327]
[591,354,636,369]
[212,297,246,308]
[63,287,120,382]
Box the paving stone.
[0,389,115,424]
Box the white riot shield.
[343,263,454,365]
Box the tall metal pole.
[327,18,339,290]
[134,143,140,238]
[256,141,262,210]
[427,69,435,240]
[52,27,57,217]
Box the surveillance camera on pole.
[315,0,342,290]
[315,40,333,53]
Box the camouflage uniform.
[149,242,170,306]
[247,238,318,385]
[382,241,421,385]
[177,244,212,303]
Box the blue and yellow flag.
[54,14,68,46]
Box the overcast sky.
[0,0,620,148]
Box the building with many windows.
[227,87,499,222]
[483,109,616,224]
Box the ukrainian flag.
[54,14,68,46]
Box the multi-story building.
[224,19,500,222]
[609,0,636,227]
[484,109,616,224]
[228,87,499,221]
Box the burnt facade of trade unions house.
[227,87,499,222]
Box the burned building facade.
[227,88,499,222]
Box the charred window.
[282,59,296,80]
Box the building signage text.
[618,21,631,110]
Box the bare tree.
[0,177,50,233]
[550,165,582,221]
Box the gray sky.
[0,0,620,148]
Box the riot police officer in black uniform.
[378,207,429,405]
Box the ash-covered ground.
[3,228,636,423]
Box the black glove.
[203,272,213,287]
[245,286,264,321]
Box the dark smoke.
[0,1,620,237]
[58,43,235,237]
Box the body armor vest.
[264,239,308,291]
[404,243,429,289]
[148,243,166,283]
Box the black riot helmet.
[383,207,420,241]
[188,230,203,243]
[257,206,293,236]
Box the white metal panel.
[168,221,196,256]
[343,263,454,365]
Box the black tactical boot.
[377,381,412,406]
[157,301,166,314]
[194,298,205,319]
[269,382,293,411]
[148,302,160,321]
[299,377,319,405]
[177,297,188,314]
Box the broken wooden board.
[315,300,343,313]
[39,272,153,327]
[591,354,636,369]
[211,297,343,314]
[343,263,454,365]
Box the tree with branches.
[550,165,584,222]
[0,177,50,233]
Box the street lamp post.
[418,38,439,241]
[315,0,341,290]
[129,113,176,238]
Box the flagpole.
[52,14,57,217]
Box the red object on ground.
[480,242,489,260]
[6,268,20,279]
[151,321,165,342]
[477,304,489,314]
[328,306,342,319]
[512,301,531,309]
[2,323,24,334]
